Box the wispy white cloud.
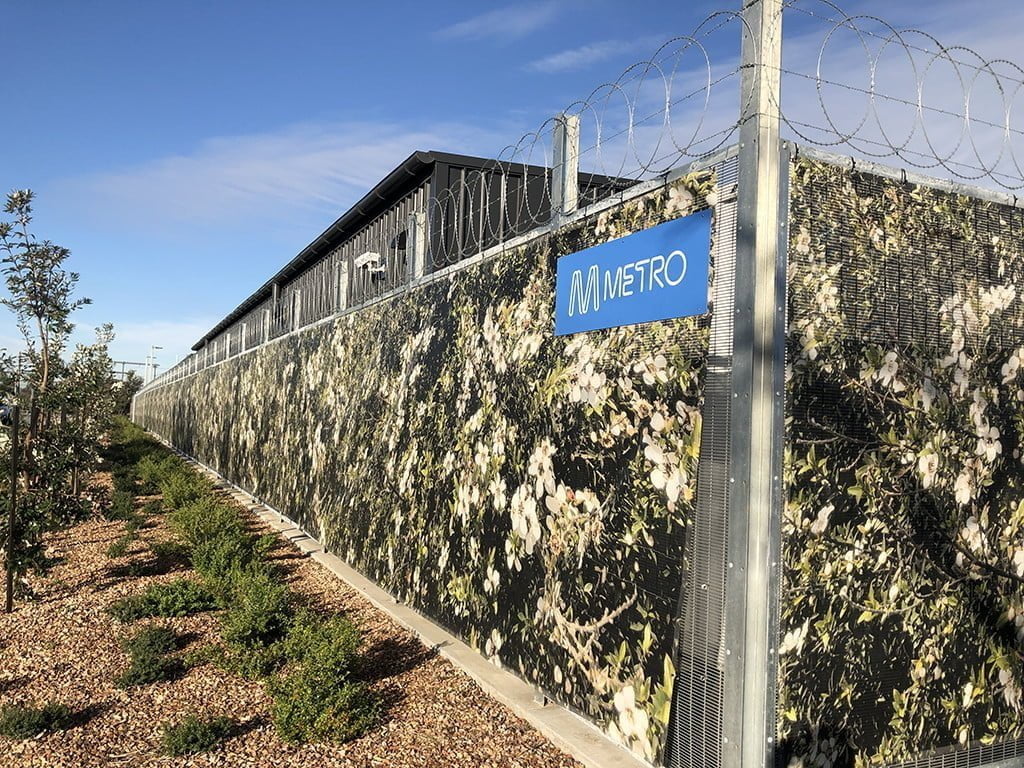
[437,3,562,42]
[526,37,660,74]
[53,121,508,234]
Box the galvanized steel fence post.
[551,113,580,220]
[406,212,427,281]
[721,2,784,768]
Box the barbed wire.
[140,0,1024,392]
[778,0,1024,189]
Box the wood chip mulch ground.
[0,478,582,768]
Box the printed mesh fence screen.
[134,166,733,765]
[780,154,1024,768]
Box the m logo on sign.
[567,250,689,318]
[555,208,711,335]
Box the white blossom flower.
[545,483,571,514]
[795,228,812,255]
[483,564,500,594]
[1003,348,1023,384]
[980,284,1016,314]
[643,432,687,507]
[489,476,508,511]
[509,484,543,555]
[634,354,670,387]
[954,365,971,396]
[960,515,984,551]
[611,684,653,758]
[527,439,556,498]
[485,628,503,659]
[975,425,1002,464]
[1012,548,1024,578]
[919,377,937,411]
[809,504,833,536]
[569,362,608,408]
[779,619,810,656]
[654,466,684,505]
[917,452,939,489]
[950,327,966,354]
[875,351,903,390]
[666,184,693,216]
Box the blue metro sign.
[554,208,712,336]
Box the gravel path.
[0,484,581,768]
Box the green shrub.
[111,466,137,494]
[104,417,163,470]
[121,625,178,656]
[267,612,379,743]
[135,455,161,492]
[148,539,189,562]
[269,676,379,744]
[142,498,163,516]
[220,569,292,650]
[220,644,285,679]
[168,497,245,548]
[191,534,256,585]
[0,702,75,739]
[182,644,224,670]
[106,490,135,521]
[282,612,362,675]
[192,531,275,587]
[160,715,233,756]
[116,625,184,687]
[137,454,184,494]
[116,652,182,688]
[105,534,135,559]
[123,511,148,535]
[108,555,180,578]
[107,579,216,622]
[160,471,210,510]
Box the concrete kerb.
[153,439,649,768]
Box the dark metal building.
[192,150,632,355]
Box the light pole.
[146,345,163,384]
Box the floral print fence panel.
[134,173,718,763]
[780,158,1024,768]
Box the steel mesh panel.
[780,154,1024,768]
[667,154,738,768]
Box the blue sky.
[2,0,1022,374]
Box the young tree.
[1,190,90,454]
[112,370,144,416]
[0,189,108,606]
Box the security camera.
[354,251,386,274]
